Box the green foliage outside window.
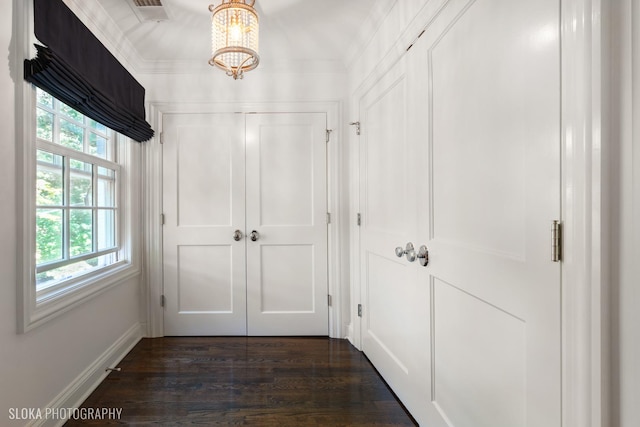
[35,88,118,287]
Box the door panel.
[175,126,233,227]
[423,0,560,425]
[260,245,315,312]
[359,51,431,422]
[359,0,561,425]
[258,126,315,226]
[177,245,233,313]
[433,279,526,427]
[246,113,329,336]
[163,113,247,336]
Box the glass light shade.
[209,0,260,80]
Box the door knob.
[233,230,243,241]
[417,245,429,267]
[250,230,260,242]
[395,243,416,262]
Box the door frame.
[143,101,345,339]
[347,0,611,426]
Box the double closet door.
[358,0,562,425]
[162,112,328,336]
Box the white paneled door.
[359,0,561,426]
[246,114,329,335]
[162,113,246,336]
[163,112,328,336]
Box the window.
[18,87,140,332]
[35,88,121,292]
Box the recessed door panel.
[177,126,233,227]
[365,252,413,374]
[260,245,315,313]
[432,278,526,427]
[258,126,314,226]
[365,78,409,236]
[177,245,233,313]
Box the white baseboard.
[28,323,144,427]
[346,323,359,350]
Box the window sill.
[19,261,140,333]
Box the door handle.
[395,243,416,262]
[250,230,260,242]
[417,245,429,267]
[233,230,243,241]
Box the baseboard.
[28,323,144,427]
[346,323,359,350]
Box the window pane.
[88,119,107,134]
[60,103,84,123]
[33,91,122,295]
[37,150,54,163]
[36,209,63,264]
[98,167,115,207]
[37,153,64,206]
[36,88,53,108]
[89,132,109,159]
[70,162,93,206]
[70,209,93,257]
[59,118,84,151]
[36,108,53,141]
[97,209,116,250]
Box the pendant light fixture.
[208,0,260,80]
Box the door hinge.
[161,213,165,225]
[357,304,363,317]
[161,295,166,307]
[159,132,164,144]
[551,220,562,262]
[350,121,361,135]
[326,212,331,224]
[357,213,361,226]
[328,295,332,307]
[326,129,333,143]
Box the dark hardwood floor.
[65,337,417,426]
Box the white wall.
[0,1,144,425]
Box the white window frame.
[34,89,124,298]
[17,84,141,333]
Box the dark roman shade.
[24,0,154,142]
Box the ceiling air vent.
[131,0,170,22]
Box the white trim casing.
[561,0,609,426]
[144,101,346,339]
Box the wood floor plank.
[65,337,417,426]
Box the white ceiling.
[94,0,391,72]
